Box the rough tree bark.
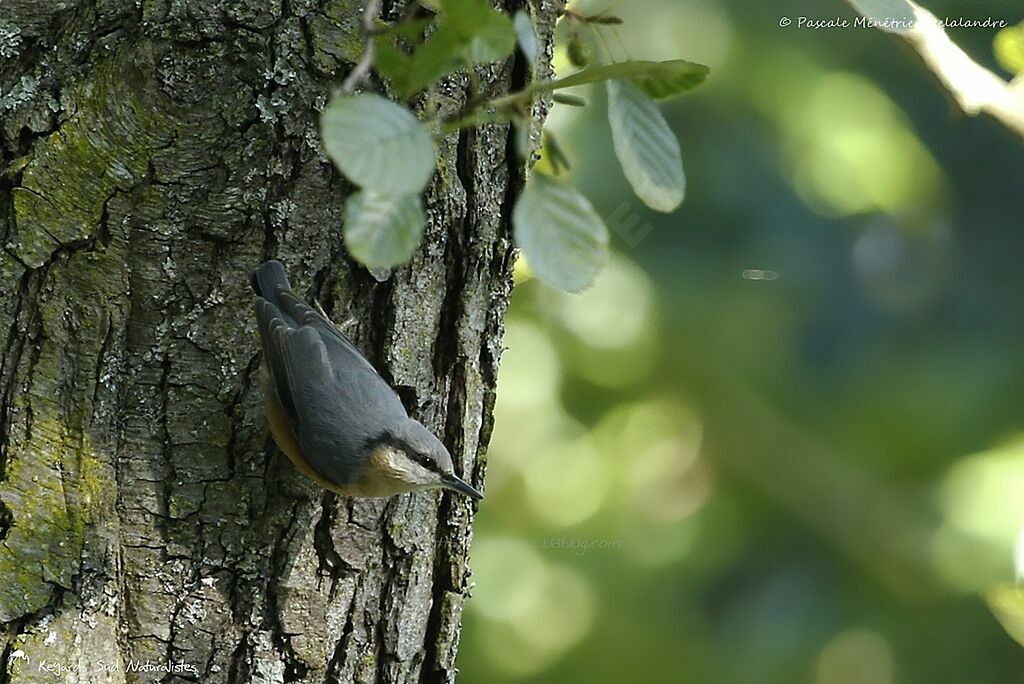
[0,1,555,681]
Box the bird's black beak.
[442,474,484,501]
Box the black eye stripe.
[365,433,439,472]
[409,451,438,471]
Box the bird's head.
[372,419,483,500]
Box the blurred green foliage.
[458,0,1024,682]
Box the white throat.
[379,445,440,488]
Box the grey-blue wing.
[256,298,298,420]
[275,289,381,377]
[256,295,408,485]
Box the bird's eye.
[408,449,436,472]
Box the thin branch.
[848,0,1024,141]
[338,0,383,96]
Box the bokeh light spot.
[550,253,654,350]
[754,61,946,218]
[472,537,547,621]
[815,629,896,684]
[496,320,561,410]
[931,436,1024,590]
[524,431,610,527]
[471,538,595,676]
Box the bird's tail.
[250,260,292,304]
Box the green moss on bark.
[307,0,366,75]
[11,56,178,268]
[0,417,112,621]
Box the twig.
[338,0,383,96]
[848,0,1024,141]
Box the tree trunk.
[0,1,555,681]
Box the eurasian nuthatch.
[251,260,483,500]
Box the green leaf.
[493,60,709,106]
[404,23,461,96]
[442,0,516,64]
[553,93,587,107]
[567,35,592,67]
[607,79,684,212]
[373,17,435,94]
[343,191,426,269]
[374,21,461,98]
[463,11,516,64]
[513,174,609,292]
[514,10,539,64]
[557,60,709,94]
[441,0,496,38]
[383,16,433,43]
[634,64,712,100]
[373,37,414,94]
[321,94,437,195]
[377,4,515,97]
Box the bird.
[251,260,483,500]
